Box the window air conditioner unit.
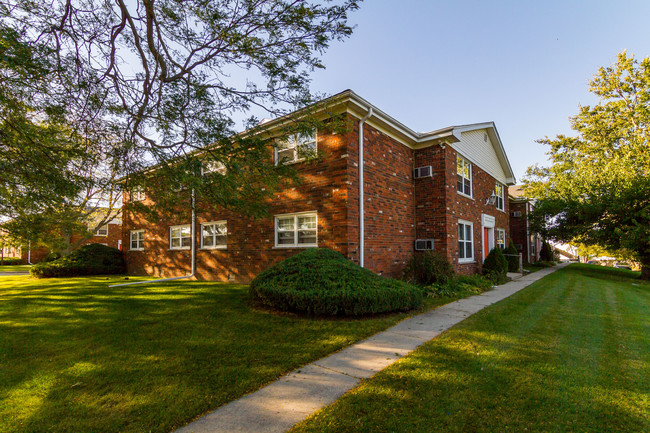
[414,239,434,251]
[511,211,522,217]
[413,166,432,179]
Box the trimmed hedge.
[0,257,23,266]
[424,274,494,298]
[482,247,508,284]
[31,244,125,278]
[249,248,423,316]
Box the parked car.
[587,260,599,265]
[614,263,632,270]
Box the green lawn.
[0,265,32,272]
[290,264,650,433]
[0,275,424,433]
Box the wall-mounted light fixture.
[485,192,498,206]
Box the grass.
[0,265,32,273]
[0,275,419,433]
[290,264,650,433]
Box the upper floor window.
[275,130,317,165]
[458,220,474,263]
[456,155,472,197]
[170,225,191,250]
[201,221,227,249]
[95,225,109,236]
[275,212,317,247]
[130,230,144,251]
[132,188,146,202]
[495,183,505,211]
[202,161,227,176]
[496,229,506,249]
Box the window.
[275,212,317,247]
[202,161,227,175]
[95,225,109,236]
[458,220,474,262]
[275,130,317,165]
[201,221,227,249]
[130,230,144,251]
[496,229,506,249]
[456,155,472,197]
[495,183,505,211]
[132,188,146,202]
[170,225,191,250]
[415,239,434,251]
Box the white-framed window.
[456,155,472,197]
[458,220,474,262]
[495,183,505,211]
[95,224,109,236]
[170,225,191,250]
[274,130,317,165]
[496,229,506,249]
[274,212,317,247]
[202,160,227,175]
[130,230,145,251]
[201,221,227,249]
[132,188,146,202]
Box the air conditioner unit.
[511,211,522,217]
[414,239,434,251]
[413,166,432,179]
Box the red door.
[484,228,490,258]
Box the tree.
[525,52,650,279]
[1,1,359,246]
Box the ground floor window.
[170,225,191,250]
[201,221,227,249]
[275,212,317,247]
[458,220,474,262]
[496,229,506,249]
[130,230,145,251]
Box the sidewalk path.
[176,263,569,433]
[0,272,29,276]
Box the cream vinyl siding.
[450,130,507,185]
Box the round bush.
[403,251,454,285]
[482,247,508,284]
[249,248,423,316]
[31,244,125,278]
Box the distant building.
[508,185,543,263]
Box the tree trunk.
[640,254,650,280]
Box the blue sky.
[300,0,650,182]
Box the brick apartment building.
[508,186,543,263]
[123,90,516,282]
[18,212,123,264]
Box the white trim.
[481,214,496,262]
[129,229,145,251]
[95,224,109,236]
[456,154,473,198]
[458,219,474,263]
[495,182,505,211]
[481,214,496,228]
[169,224,191,250]
[274,211,318,248]
[496,228,506,249]
[200,220,227,250]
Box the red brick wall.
[123,123,353,282]
[509,199,529,262]
[346,119,416,277]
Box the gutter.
[109,189,196,287]
[27,241,32,265]
[359,107,373,268]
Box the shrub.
[482,247,508,284]
[0,257,23,265]
[403,251,454,285]
[539,242,554,262]
[505,240,520,272]
[424,274,494,298]
[249,248,423,316]
[532,260,556,268]
[31,244,125,278]
[43,252,62,263]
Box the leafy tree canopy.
[1,0,359,246]
[525,52,650,279]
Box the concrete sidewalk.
[176,263,568,433]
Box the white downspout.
[110,189,196,287]
[359,107,373,268]
[27,241,33,265]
